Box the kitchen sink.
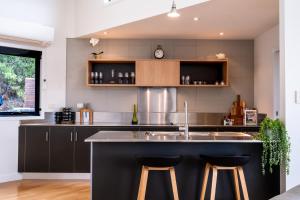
[143,131,253,141]
[144,131,181,136]
[190,132,253,140]
[144,131,184,141]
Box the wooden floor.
[0,180,90,200]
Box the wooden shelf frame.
[87,59,229,88]
[87,59,136,87]
[180,59,229,87]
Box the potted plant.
[255,117,291,175]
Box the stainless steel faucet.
[179,100,189,139]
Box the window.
[0,46,41,116]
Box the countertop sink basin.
[190,132,253,140]
[143,131,253,141]
[144,131,184,141]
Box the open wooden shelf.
[87,59,229,88]
[87,60,136,86]
[180,59,228,86]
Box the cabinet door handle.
[70,132,73,142]
[45,132,49,142]
[75,132,78,142]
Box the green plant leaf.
[255,117,290,175]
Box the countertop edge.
[19,123,259,128]
[86,139,262,143]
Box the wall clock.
[154,45,164,59]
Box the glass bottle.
[124,72,129,84]
[94,72,99,84]
[99,72,103,84]
[118,72,123,84]
[132,104,138,125]
[109,69,116,84]
[90,72,95,84]
[130,72,135,84]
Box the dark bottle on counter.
[132,104,138,125]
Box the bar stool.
[200,155,251,200]
[136,155,182,200]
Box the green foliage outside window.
[0,54,35,99]
[0,53,35,111]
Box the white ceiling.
[88,0,279,39]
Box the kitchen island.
[18,124,259,173]
[86,131,280,200]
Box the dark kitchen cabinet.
[18,127,26,172]
[19,125,99,173]
[50,127,75,172]
[74,127,99,172]
[24,126,50,172]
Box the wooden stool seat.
[136,155,182,200]
[200,155,251,200]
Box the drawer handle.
[75,132,78,142]
[45,132,49,142]
[70,132,73,142]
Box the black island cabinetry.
[87,132,281,200]
[18,125,260,173]
[18,125,280,199]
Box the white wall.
[74,0,209,37]
[0,121,20,182]
[0,0,75,111]
[280,0,300,190]
[254,25,279,117]
[0,0,75,183]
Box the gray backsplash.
[21,112,265,125]
[66,39,254,113]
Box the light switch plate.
[295,90,300,104]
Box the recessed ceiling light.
[219,32,224,36]
[193,17,199,21]
[103,0,120,4]
[103,32,108,35]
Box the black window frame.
[0,46,41,116]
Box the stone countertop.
[85,131,261,143]
[19,122,259,128]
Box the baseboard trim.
[21,173,90,180]
[0,173,22,183]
